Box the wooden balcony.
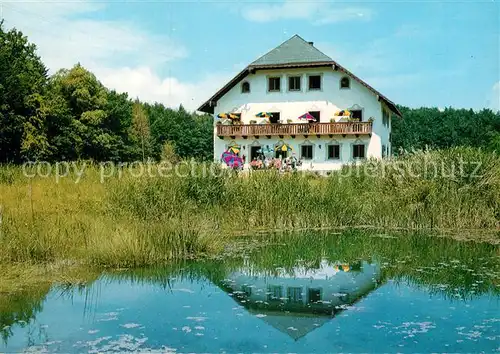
[216,122,372,138]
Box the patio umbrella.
[335,110,350,117]
[217,113,240,119]
[275,143,293,152]
[258,146,274,158]
[227,145,240,154]
[255,112,273,118]
[256,147,271,154]
[298,112,316,121]
[221,151,244,168]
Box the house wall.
[213,67,390,169]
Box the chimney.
[308,41,314,46]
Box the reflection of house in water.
[218,260,381,340]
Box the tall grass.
[0,147,498,266]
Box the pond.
[1,231,499,352]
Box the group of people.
[249,154,302,172]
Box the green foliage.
[0,22,48,163]
[393,106,500,153]
[148,103,213,161]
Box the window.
[267,285,283,301]
[351,109,363,122]
[308,75,321,90]
[269,112,280,124]
[382,145,387,158]
[301,145,313,160]
[241,81,250,93]
[250,146,262,160]
[353,144,365,159]
[308,111,320,122]
[340,76,350,89]
[382,109,390,127]
[268,77,281,92]
[288,76,301,91]
[327,144,340,160]
[307,288,321,304]
[287,287,303,303]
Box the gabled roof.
[197,35,402,117]
[251,35,333,66]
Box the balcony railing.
[216,122,372,137]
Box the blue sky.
[2,0,499,111]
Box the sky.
[2,0,499,112]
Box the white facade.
[212,67,393,171]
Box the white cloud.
[487,81,500,111]
[1,0,222,111]
[2,1,186,72]
[240,0,373,25]
[96,66,231,111]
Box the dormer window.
[340,77,350,89]
[241,81,250,93]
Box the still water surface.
[1,232,499,352]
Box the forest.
[1,22,499,164]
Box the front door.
[250,146,261,160]
[275,150,288,158]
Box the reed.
[0,147,498,267]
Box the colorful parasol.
[257,146,274,157]
[221,151,243,168]
[227,145,240,155]
[334,110,350,117]
[298,112,316,121]
[217,113,240,119]
[255,112,273,118]
[257,146,273,154]
[275,143,293,152]
[334,264,351,272]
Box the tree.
[160,141,180,164]
[20,93,50,160]
[48,64,116,161]
[0,21,48,162]
[130,99,151,162]
[392,105,500,152]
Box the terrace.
[216,122,372,138]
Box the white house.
[198,35,402,171]
[218,260,381,340]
